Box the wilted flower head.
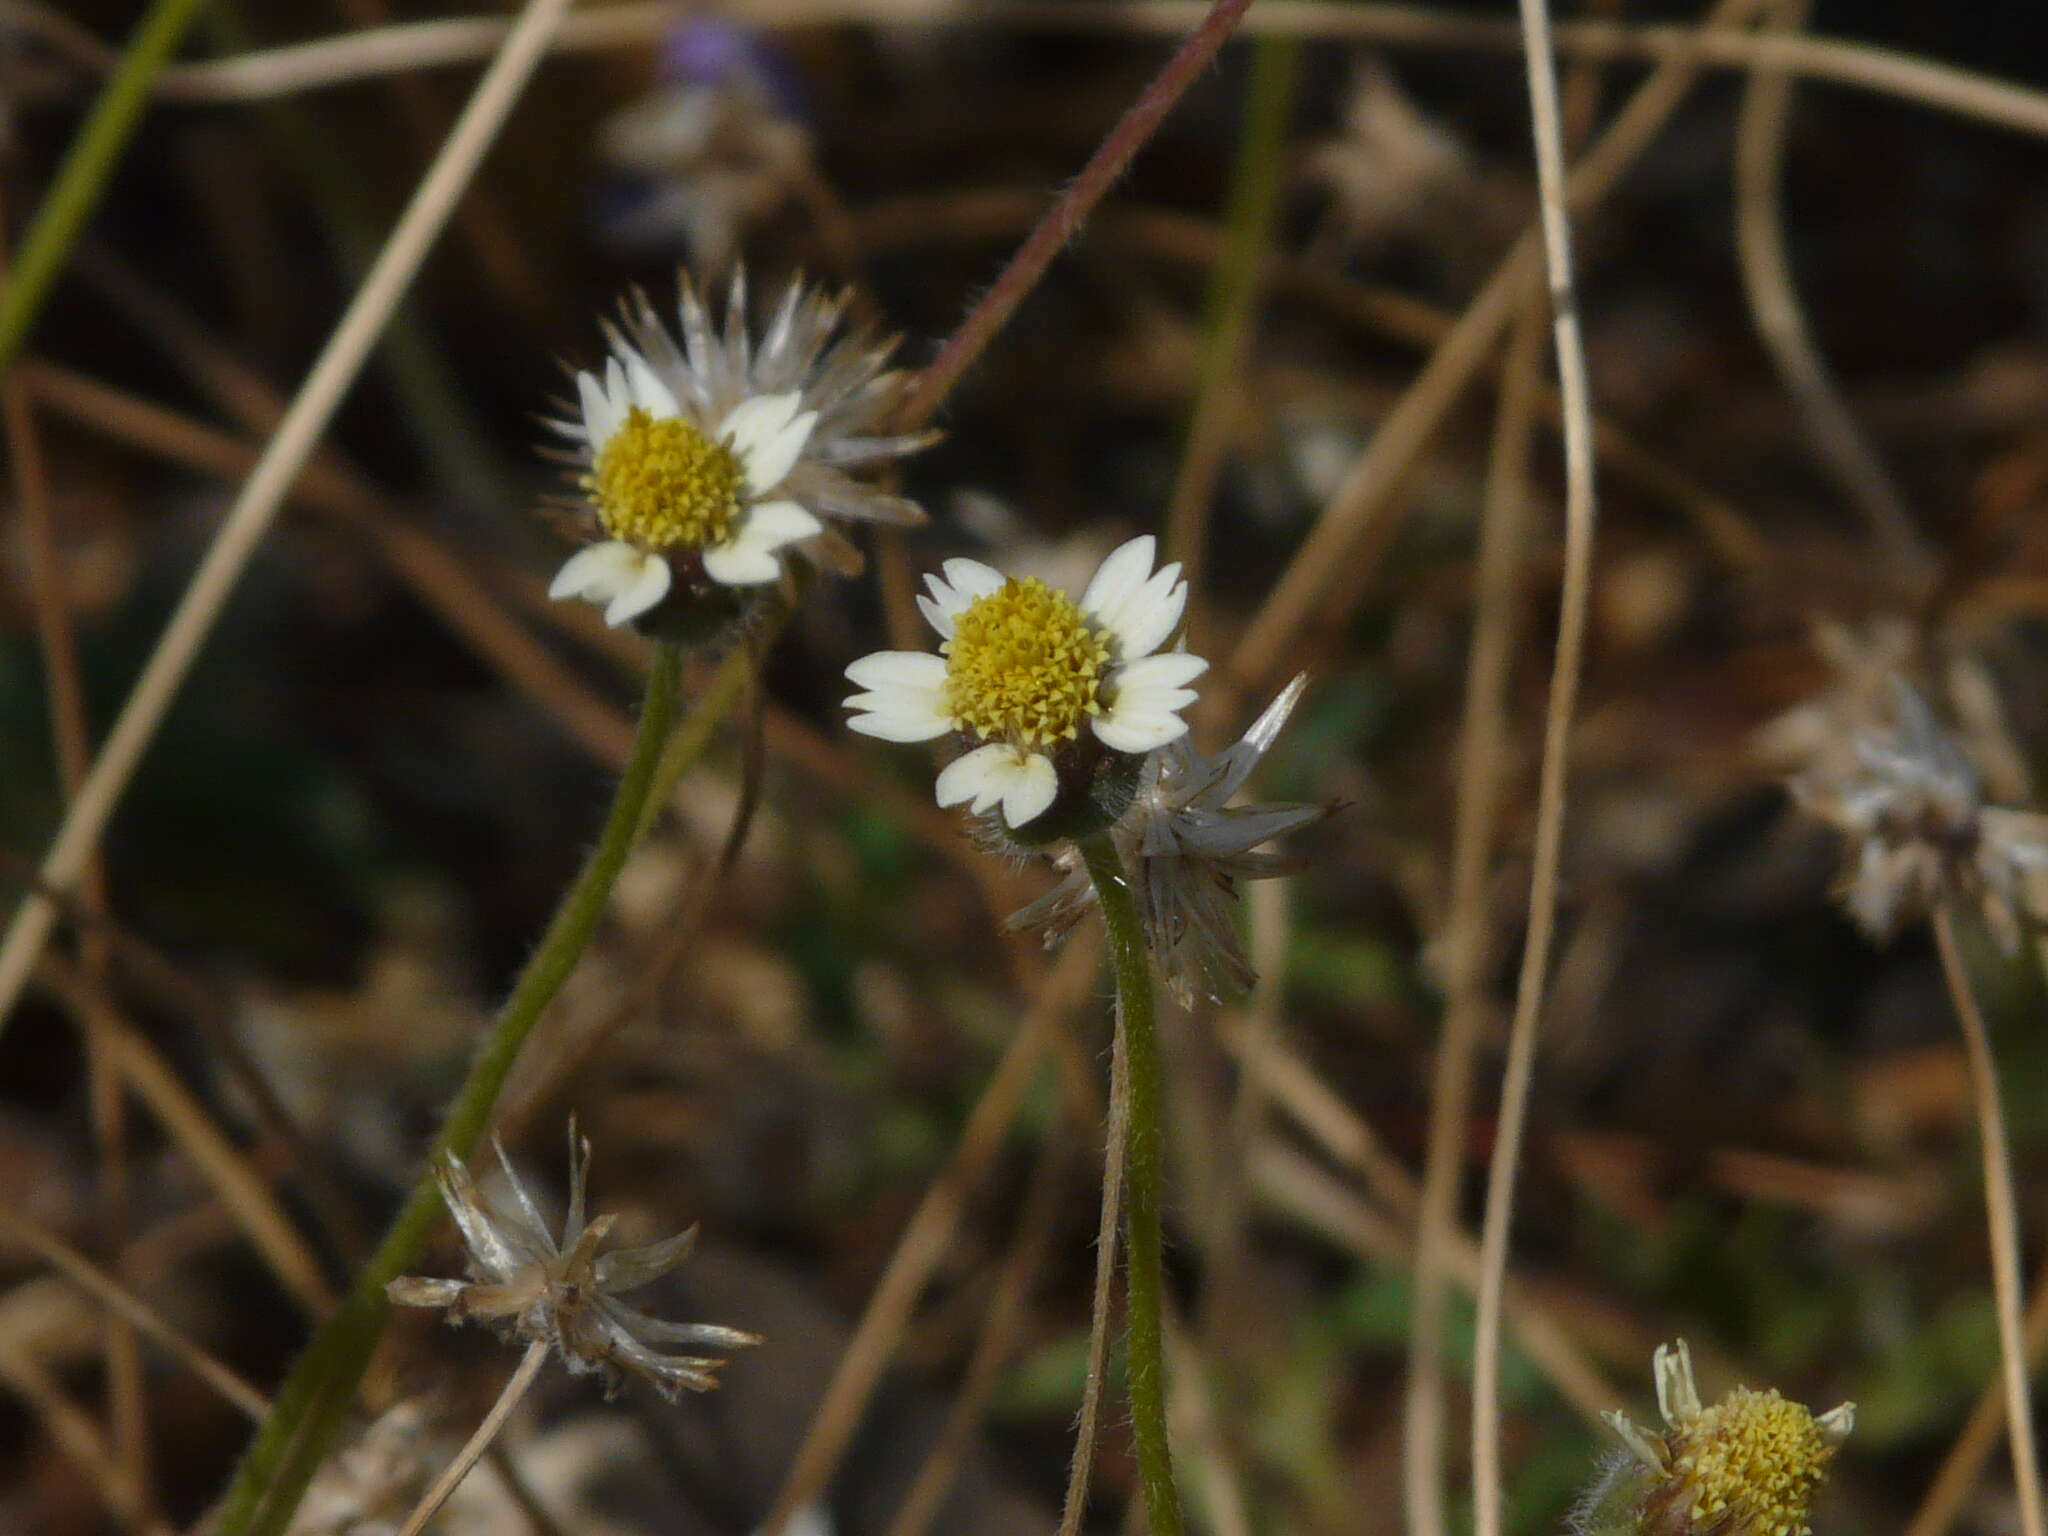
[545,272,932,632]
[1585,1340,1853,1536]
[389,1126,759,1399]
[598,23,809,271]
[1006,676,1330,1004]
[1789,679,2048,949]
[843,536,1206,832]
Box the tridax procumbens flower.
[843,536,1207,831]
[1582,1340,1853,1536]
[545,273,931,629]
[389,1125,759,1399]
[1007,675,1331,1003]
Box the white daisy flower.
[842,536,1206,830]
[546,273,932,628]
[1006,676,1331,1003]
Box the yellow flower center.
[944,578,1111,746]
[586,408,744,551]
[1669,1389,1836,1536]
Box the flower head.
[843,536,1205,831]
[389,1125,759,1399]
[546,273,932,630]
[1790,679,2048,949]
[1594,1340,1853,1536]
[1006,676,1330,1003]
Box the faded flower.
[1006,675,1329,1004]
[1789,679,2048,949]
[545,272,932,631]
[844,536,1206,832]
[389,1126,758,1399]
[1582,1340,1853,1536]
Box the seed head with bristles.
[389,1124,759,1400]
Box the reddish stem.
[899,0,1257,430]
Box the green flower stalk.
[211,640,689,1536]
[1080,832,1183,1536]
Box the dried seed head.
[389,1124,759,1401]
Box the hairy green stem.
[211,640,688,1536]
[1079,834,1183,1536]
[0,0,214,372]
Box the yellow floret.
[586,408,745,551]
[944,578,1111,746]
[1667,1388,1837,1536]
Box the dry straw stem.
[758,936,1100,1536]
[1931,903,2047,1536]
[1222,0,1765,709]
[18,359,638,771]
[49,0,2048,141]
[1733,0,1929,584]
[0,0,579,1032]
[1470,0,1603,1529]
[34,960,336,1317]
[0,1341,171,1534]
[0,1209,271,1422]
[0,191,152,1512]
[393,1339,550,1536]
[1247,1140,1618,1427]
[1405,296,1549,1536]
[1905,1253,2048,1536]
[1218,1017,1623,1425]
[885,1137,1072,1536]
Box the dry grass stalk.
[759,935,1099,1536]
[1733,0,1928,583]
[1405,292,1548,1536]
[0,1209,270,1421]
[0,0,580,1028]
[1469,0,1605,1524]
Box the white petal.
[549,540,642,602]
[1081,535,1157,619]
[738,498,824,548]
[701,538,781,586]
[701,498,822,586]
[935,743,1024,813]
[845,651,948,692]
[845,700,952,742]
[1093,709,1191,755]
[577,370,620,448]
[1103,563,1189,661]
[722,392,813,492]
[1116,651,1208,696]
[741,408,818,495]
[843,650,952,741]
[602,552,671,627]
[919,559,1006,638]
[623,349,679,416]
[720,392,799,455]
[1000,753,1059,828]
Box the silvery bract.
[389,1126,758,1399]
